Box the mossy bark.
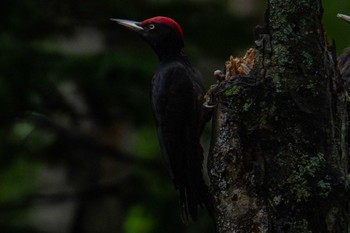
[208,0,350,232]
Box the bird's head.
[338,13,350,24]
[111,16,184,60]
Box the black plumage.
[111,16,211,220]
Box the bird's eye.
[148,24,155,30]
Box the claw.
[214,70,225,82]
[203,88,217,108]
[203,102,216,108]
[203,95,216,108]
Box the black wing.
[151,60,208,220]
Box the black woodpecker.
[111,16,211,221]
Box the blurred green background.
[1,0,349,233]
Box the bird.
[110,16,212,221]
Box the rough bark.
[207,0,350,232]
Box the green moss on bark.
[208,0,350,232]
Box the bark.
[207,0,350,232]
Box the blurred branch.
[0,184,122,211]
[26,114,160,169]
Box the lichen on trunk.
[207,0,350,232]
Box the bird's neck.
[150,37,184,62]
[157,51,183,61]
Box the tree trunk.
[207,0,350,232]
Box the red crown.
[141,16,184,39]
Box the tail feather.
[178,178,214,222]
[177,143,214,222]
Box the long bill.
[337,13,350,24]
[110,18,144,32]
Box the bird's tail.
[178,175,214,223]
[178,145,215,222]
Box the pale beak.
[110,18,144,32]
[337,13,350,24]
